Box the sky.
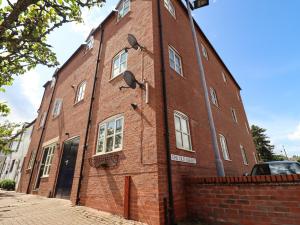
[1,0,300,157]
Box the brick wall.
[184,175,300,225]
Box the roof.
[43,1,241,90]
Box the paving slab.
[0,190,146,225]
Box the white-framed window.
[237,91,241,101]
[39,112,46,128]
[86,36,94,50]
[219,134,230,160]
[245,122,250,134]
[201,43,208,60]
[41,144,55,177]
[164,0,176,18]
[240,145,248,165]
[117,0,130,20]
[210,87,219,106]
[174,111,192,151]
[231,108,238,123]
[112,50,128,78]
[50,77,56,88]
[52,99,63,118]
[96,116,124,155]
[222,72,227,83]
[253,152,258,164]
[27,150,36,169]
[169,46,183,75]
[75,81,86,103]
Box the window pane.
[99,125,105,137]
[97,139,104,153]
[107,121,115,136]
[175,55,181,73]
[175,131,182,148]
[182,134,190,150]
[114,134,122,149]
[180,118,188,133]
[174,116,181,131]
[106,137,113,152]
[116,118,123,133]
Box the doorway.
[55,137,79,199]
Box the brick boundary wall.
[184,175,300,225]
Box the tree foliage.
[251,125,275,162]
[0,0,105,115]
[0,120,20,154]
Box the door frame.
[53,136,80,199]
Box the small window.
[169,46,183,75]
[52,99,63,118]
[174,111,192,151]
[240,145,248,165]
[164,0,176,18]
[75,81,86,103]
[253,152,258,164]
[112,50,128,79]
[39,112,46,128]
[118,0,130,20]
[231,108,238,123]
[27,151,36,169]
[237,91,241,101]
[245,122,250,134]
[96,116,124,155]
[210,87,218,106]
[219,134,230,160]
[50,77,56,88]
[42,144,55,177]
[222,72,227,83]
[201,43,208,60]
[86,36,94,50]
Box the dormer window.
[50,77,56,88]
[86,36,94,50]
[118,0,130,20]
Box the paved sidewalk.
[0,190,146,225]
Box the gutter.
[76,26,104,205]
[156,0,176,224]
[26,70,59,194]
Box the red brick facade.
[18,1,257,224]
[185,175,300,225]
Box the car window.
[251,164,270,175]
[270,163,300,175]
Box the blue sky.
[1,0,300,156]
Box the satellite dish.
[123,71,137,89]
[127,34,140,50]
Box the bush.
[0,179,16,191]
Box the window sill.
[116,11,131,24]
[74,99,85,107]
[224,159,232,162]
[176,147,195,153]
[41,175,49,178]
[109,74,123,83]
[93,148,123,157]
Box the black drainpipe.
[26,71,58,194]
[156,0,176,224]
[76,26,104,205]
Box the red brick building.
[18,0,257,224]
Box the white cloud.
[70,2,116,37]
[288,123,300,141]
[19,71,43,110]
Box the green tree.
[0,0,105,114]
[272,154,286,161]
[251,125,275,162]
[0,121,20,154]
